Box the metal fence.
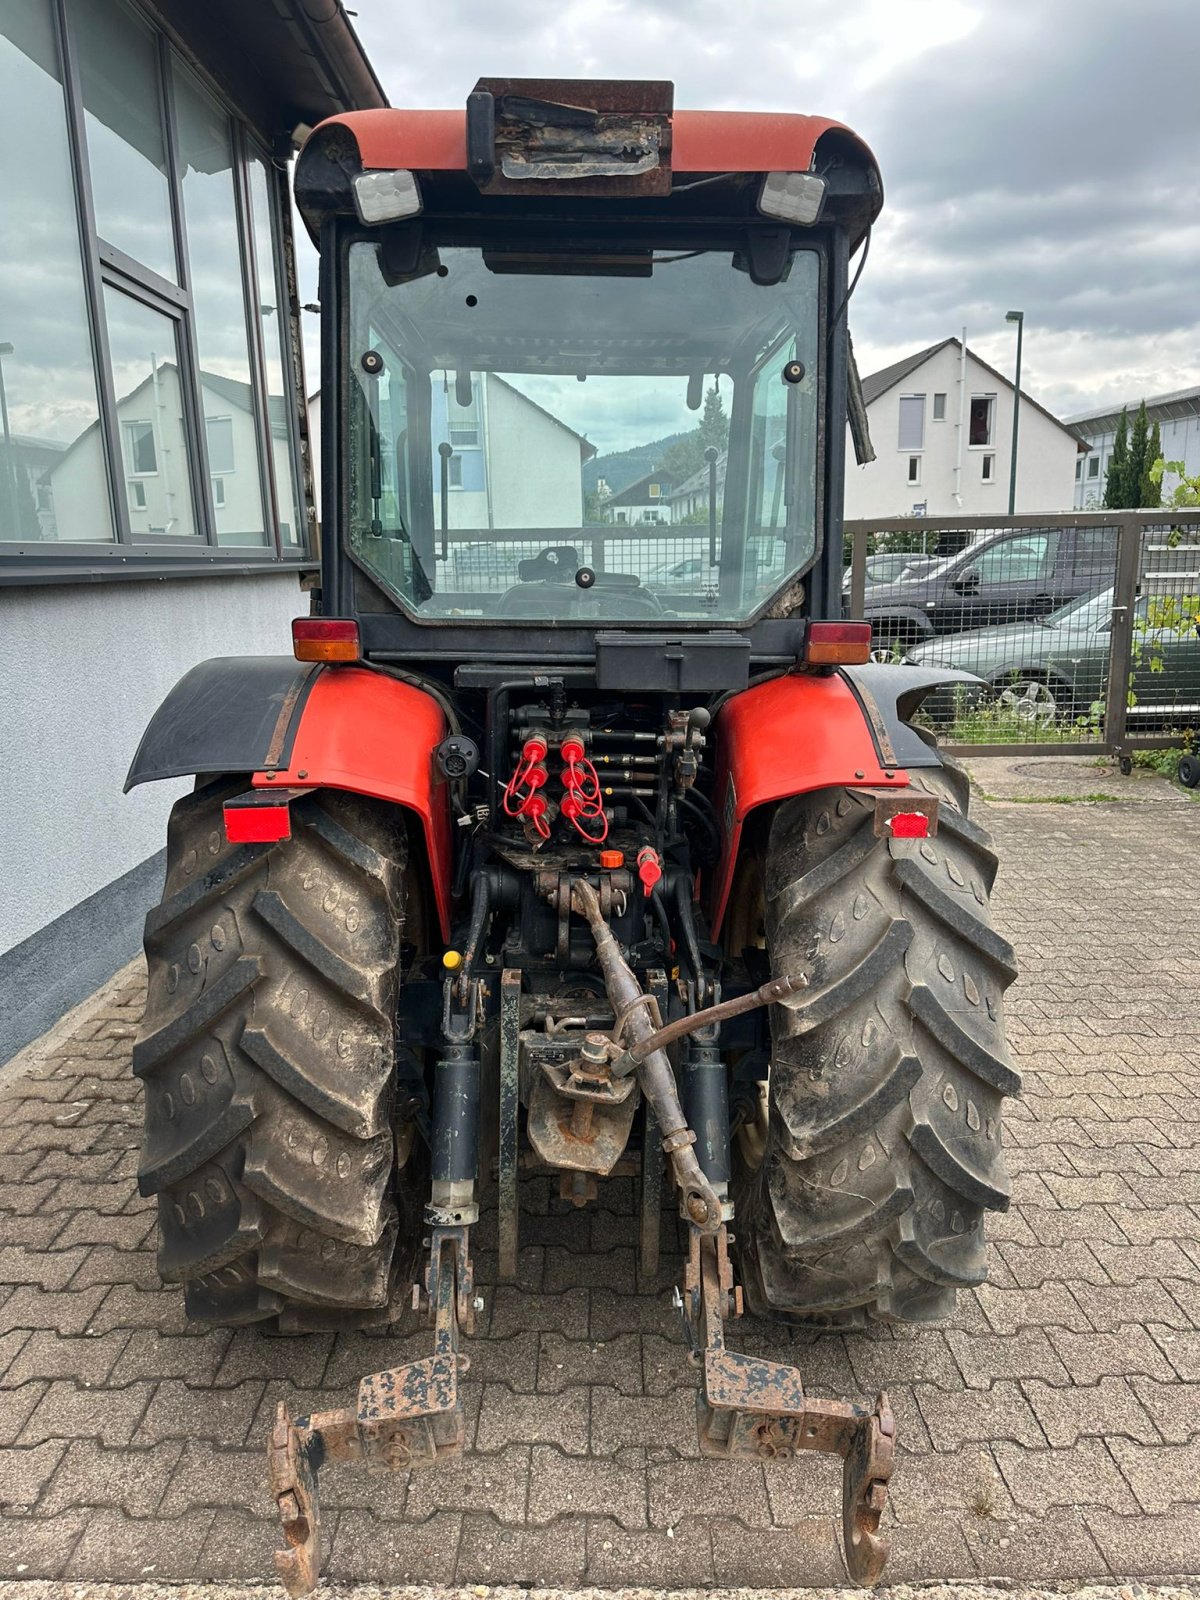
[844,511,1200,761]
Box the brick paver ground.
[1,779,1198,1586]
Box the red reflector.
[804,621,872,666]
[888,812,930,839]
[292,617,360,663]
[224,801,293,844]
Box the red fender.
[710,672,910,936]
[252,667,453,938]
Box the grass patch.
[980,792,1124,805]
[923,688,1099,747]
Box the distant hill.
[582,430,694,498]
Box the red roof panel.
[318,106,877,180]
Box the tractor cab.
[295,78,881,646]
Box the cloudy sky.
[301,0,1200,424]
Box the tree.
[1127,399,1150,507]
[1104,407,1129,508]
[659,384,729,484]
[1140,420,1162,507]
[1150,457,1200,508]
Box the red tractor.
[127,79,1018,1591]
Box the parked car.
[906,587,1200,727]
[858,525,1118,654]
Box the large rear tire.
[133,777,426,1332]
[733,759,1019,1325]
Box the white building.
[1066,384,1200,508]
[309,374,595,530]
[0,0,381,1065]
[846,337,1081,519]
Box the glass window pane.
[69,0,176,281]
[898,395,925,451]
[174,64,267,547]
[247,155,303,546]
[104,285,197,537]
[0,0,112,542]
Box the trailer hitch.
[680,1224,895,1585]
[268,1223,474,1598]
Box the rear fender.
[710,664,976,936]
[126,657,452,936]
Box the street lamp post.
[1005,310,1023,515]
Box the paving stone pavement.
[1,780,1199,1587]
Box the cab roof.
[313,106,879,183]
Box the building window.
[0,0,113,544]
[907,455,921,485]
[105,286,197,536]
[898,395,925,451]
[448,453,463,488]
[0,0,310,576]
[1075,458,1083,480]
[649,482,661,498]
[447,384,480,448]
[205,416,235,477]
[932,392,947,421]
[970,395,995,447]
[982,453,995,482]
[1088,456,1101,479]
[123,421,158,477]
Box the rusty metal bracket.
[680,1226,895,1585]
[268,1224,474,1598]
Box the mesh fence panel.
[846,512,1200,755]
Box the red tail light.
[888,812,930,839]
[804,621,872,667]
[292,617,360,663]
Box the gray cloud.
[300,0,1199,418]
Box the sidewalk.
[0,770,1197,1586]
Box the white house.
[51,367,296,548]
[308,373,595,530]
[1066,384,1200,508]
[606,467,677,525]
[668,452,726,522]
[846,337,1081,519]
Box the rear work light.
[292,617,360,663]
[352,168,422,224]
[803,621,872,667]
[759,170,827,226]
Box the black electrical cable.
[677,791,720,861]
[672,874,707,997]
[649,884,673,965]
[830,223,871,336]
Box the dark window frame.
[0,0,314,584]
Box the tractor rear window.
[344,239,820,623]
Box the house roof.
[489,377,597,461]
[607,468,677,507]
[1064,383,1200,436]
[861,336,1080,444]
[150,0,385,142]
[668,451,727,500]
